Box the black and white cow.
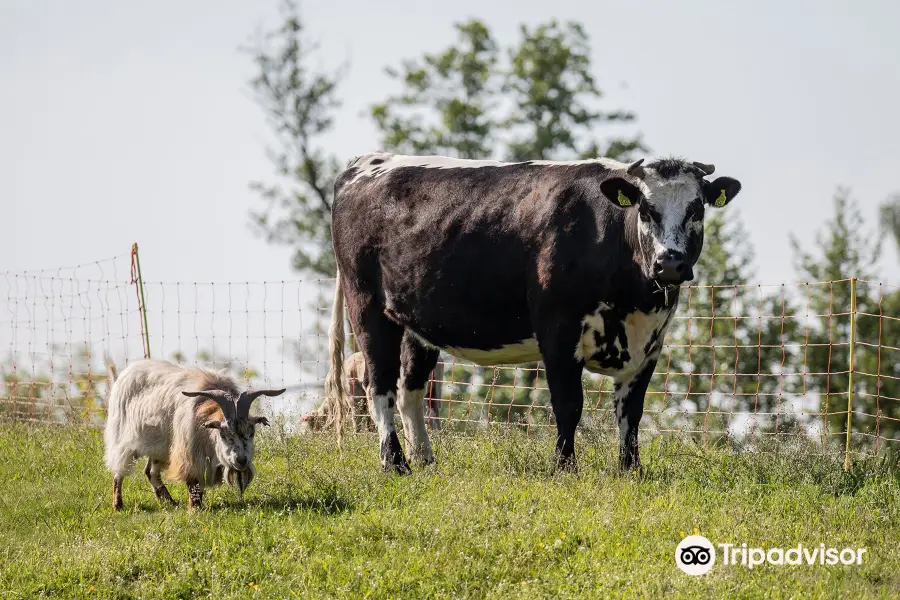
[323,153,741,473]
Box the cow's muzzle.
[653,251,693,286]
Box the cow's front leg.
[614,359,657,473]
[542,352,585,472]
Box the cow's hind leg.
[398,332,439,465]
[353,309,409,473]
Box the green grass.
[1,423,899,599]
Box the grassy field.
[1,423,899,599]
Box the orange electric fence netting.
[1,250,898,457]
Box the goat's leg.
[112,475,124,511]
[144,459,176,505]
[186,478,203,510]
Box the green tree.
[657,212,800,442]
[371,20,498,159]
[791,188,900,448]
[503,21,644,161]
[880,193,900,261]
[370,18,645,163]
[246,0,344,277]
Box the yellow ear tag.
[714,189,727,207]
[617,189,632,207]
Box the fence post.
[844,276,857,471]
[130,243,152,360]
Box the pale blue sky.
[3,0,899,284]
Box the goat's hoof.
[156,487,176,505]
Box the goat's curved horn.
[236,388,286,420]
[692,161,715,176]
[182,389,236,420]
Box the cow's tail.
[322,269,353,445]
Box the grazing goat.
[104,359,284,510]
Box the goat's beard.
[225,463,255,497]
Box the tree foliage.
[370,18,645,163]
[370,20,498,159]
[791,189,900,446]
[657,212,800,439]
[503,21,644,161]
[246,0,343,277]
[880,193,900,262]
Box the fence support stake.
[131,243,151,359]
[844,277,857,471]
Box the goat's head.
[182,388,285,474]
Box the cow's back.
[332,153,627,352]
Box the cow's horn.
[627,158,645,177]
[692,161,715,176]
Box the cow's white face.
[636,171,706,284]
[599,158,742,287]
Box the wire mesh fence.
[1,248,898,459]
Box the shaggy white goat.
[104,359,284,510]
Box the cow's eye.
[639,206,660,224]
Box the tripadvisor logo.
[676,535,715,575]
[675,535,867,576]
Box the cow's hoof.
[410,447,435,467]
[381,432,410,474]
[618,461,643,478]
[383,448,411,474]
[555,453,578,473]
[382,454,412,474]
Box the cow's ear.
[704,177,742,208]
[600,178,644,209]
